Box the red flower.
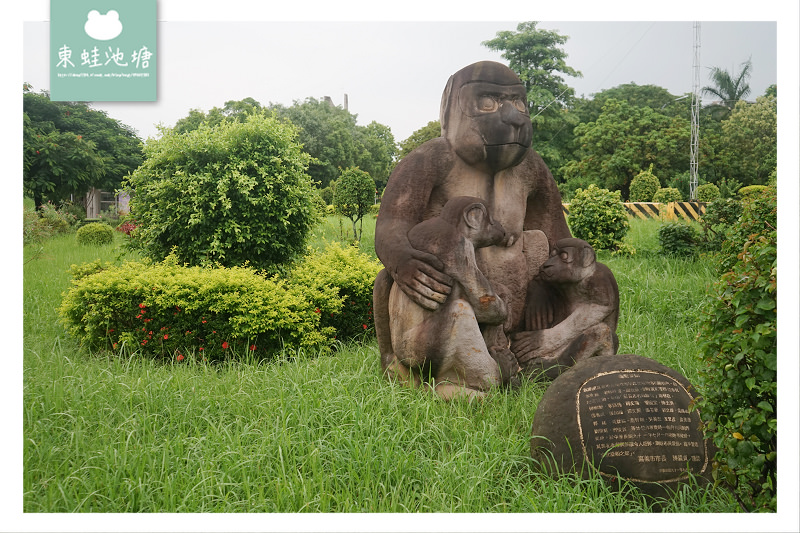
[139,303,146,309]
[163,334,169,340]
[314,308,320,313]
[249,345,256,351]
[222,341,229,349]
[177,354,185,362]
[363,324,368,330]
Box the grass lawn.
[21,214,741,519]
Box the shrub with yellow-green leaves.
[60,243,382,361]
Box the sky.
[19,5,786,144]
[7,2,800,533]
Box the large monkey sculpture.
[373,61,577,393]
[511,238,620,380]
[387,196,520,399]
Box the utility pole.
[690,21,701,200]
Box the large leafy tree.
[270,98,395,189]
[397,120,441,159]
[355,121,397,191]
[23,87,143,206]
[560,98,690,199]
[574,83,692,125]
[172,98,396,191]
[702,59,752,119]
[172,97,262,134]
[482,21,582,178]
[719,96,777,186]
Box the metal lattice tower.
[690,22,701,200]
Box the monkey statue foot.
[489,345,521,387]
[431,381,487,401]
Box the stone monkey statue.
[373,61,571,397]
[510,238,620,380]
[384,196,520,399]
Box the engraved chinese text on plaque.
[576,369,710,483]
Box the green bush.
[59,243,383,360]
[737,185,768,199]
[60,255,332,360]
[716,177,742,198]
[125,112,317,273]
[628,164,660,202]
[695,183,720,202]
[695,188,777,512]
[699,198,741,252]
[667,171,691,201]
[76,222,114,246]
[652,187,682,203]
[657,222,699,257]
[567,184,631,253]
[289,241,383,340]
[23,202,77,244]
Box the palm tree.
[702,59,752,119]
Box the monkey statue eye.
[511,97,527,113]
[560,251,570,262]
[477,95,498,112]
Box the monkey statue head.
[440,61,533,173]
[538,238,597,283]
[438,196,507,249]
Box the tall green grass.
[22,216,739,515]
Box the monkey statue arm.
[375,141,455,311]
[511,302,615,363]
[521,154,572,244]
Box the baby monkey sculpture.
[383,196,520,400]
[511,238,619,380]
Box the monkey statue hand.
[509,329,569,364]
[391,247,454,312]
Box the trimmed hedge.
[696,183,721,202]
[76,222,114,246]
[652,187,682,203]
[567,184,631,254]
[60,243,382,360]
[629,165,660,202]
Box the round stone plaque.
[530,354,715,499]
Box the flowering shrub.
[115,218,138,236]
[290,242,383,339]
[59,243,382,360]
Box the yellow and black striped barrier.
[562,202,706,222]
